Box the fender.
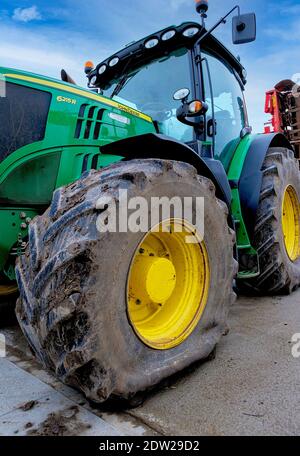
[239,132,293,243]
[101,133,232,208]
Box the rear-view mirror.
[232,13,256,45]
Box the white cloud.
[0,21,113,87]
[169,0,190,10]
[12,6,42,23]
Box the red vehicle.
[264,79,300,158]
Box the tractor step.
[237,269,260,279]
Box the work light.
[161,30,176,41]
[145,38,159,49]
[109,57,120,67]
[98,65,107,75]
[90,75,97,86]
[183,27,200,38]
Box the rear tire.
[237,147,300,295]
[16,159,237,403]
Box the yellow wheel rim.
[127,219,210,350]
[282,185,300,261]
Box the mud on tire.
[237,147,300,295]
[16,159,237,403]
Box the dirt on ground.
[27,405,92,436]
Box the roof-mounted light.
[98,64,107,75]
[183,26,200,38]
[89,75,97,86]
[145,38,159,49]
[161,29,176,41]
[195,0,209,14]
[109,57,120,67]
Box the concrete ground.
[0,290,299,436]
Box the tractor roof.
[88,21,246,90]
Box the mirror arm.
[177,113,204,128]
[198,5,241,43]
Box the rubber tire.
[16,159,237,403]
[237,147,300,295]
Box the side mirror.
[232,13,256,44]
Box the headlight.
[183,27,200,38]
[90,75,97,86]
[145,38,159,49]
[161,30,176,41]
[109,57,120,67]
[98,65,107,75]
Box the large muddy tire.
[16,159,236,403]
[237,147,300,295]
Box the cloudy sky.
[0,0,299,132]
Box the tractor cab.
[86,20,250,169]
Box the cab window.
[0,82,51,163]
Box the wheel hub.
[143,257,176,303]
[127,219,210,350]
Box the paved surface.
[1,290,300,436]
[0,359,119,436]
[0,327,155,436]
[131,292,300,436]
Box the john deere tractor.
[0,1,299,403]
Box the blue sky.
[0,0,300,132]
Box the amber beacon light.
[195,0,208,14]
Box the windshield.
[102,48,194,143]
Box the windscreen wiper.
[110,55,137,99]
[110,74,130,99]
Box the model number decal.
[57,95,77,105]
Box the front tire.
[16,159,236,403]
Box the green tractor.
[0,1,299,403]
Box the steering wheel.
[140,102,173,121]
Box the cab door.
[201,51,248,170]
